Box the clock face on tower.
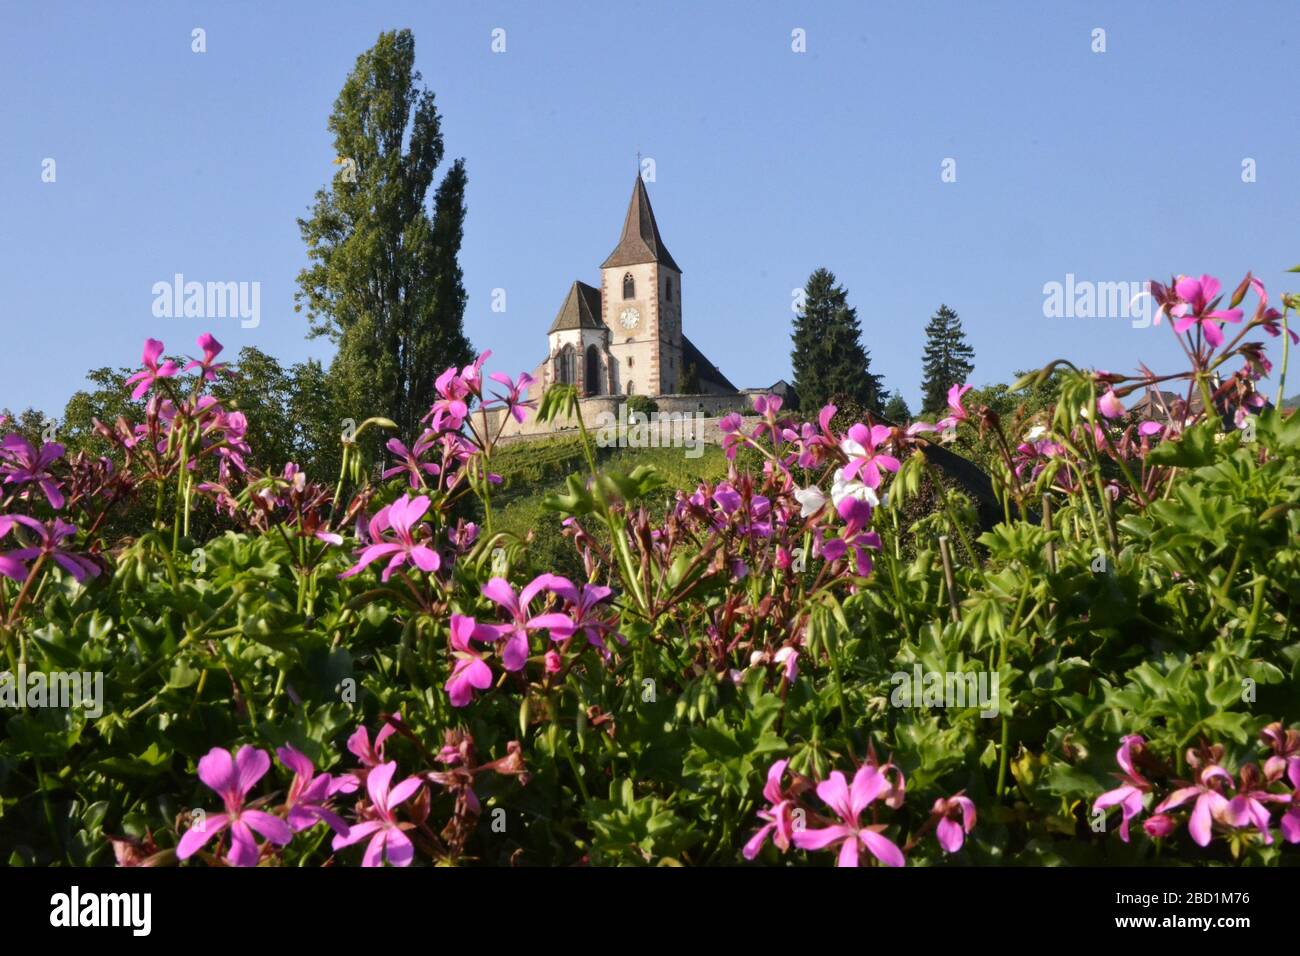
[618,306,641,331]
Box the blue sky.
[4,0,1299,417]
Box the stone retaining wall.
[495,412,734,450]
[488,392,758,440]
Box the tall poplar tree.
[789,268,884,413]
[919,304,975,415]
[296,29,473,440]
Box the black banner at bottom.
[0,864,1285,942]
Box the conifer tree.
[790,268,884,413]
[919,304,975,415]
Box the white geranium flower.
[793,485,828,517]
[830,468,880,509]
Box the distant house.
[740,379,792,403]
[1128,382,1272,428]
[1127,389,1202,422]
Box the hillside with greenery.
[2,268,1298,870]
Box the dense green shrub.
[0,271,1297,868]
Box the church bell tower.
[599,176,683,396]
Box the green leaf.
[1146,420,1221,467]
[166,659,201,690]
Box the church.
[533,175,738,401]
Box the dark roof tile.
[682,335,737,391]
[600,176,681,272]
[548,281,604,333]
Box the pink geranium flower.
[0,434,66,509]
[1154,762,1234,847]
[446,614,496,707]
[1260,722,1300,782]
[1142,813,1177,838]
[439,366,472,419]
[719,413,745,460]
[793,404,839,468]
[488,371,536,423]
[1098,389,1125,420]
[793,765,905,867]
[839,424,900,489]
[124,338,180,400]
[276,746,349,836]
[176,746,293,867]
[382,434,440,489]
[425,352,490,431]
[743,759,799,859]
[0,515,99,583]
[1246,275,1300,345]
[338,494,441,581]
[334,715,402,794]
[751,393,786,445]
[184,332,227,381]
[1092,734,1152,843]
[1170,275,1243,348]
[866,750,906,809]
[479,574,575,671]
[331,761,423,867]
[1279,761,1300,844]
[1222,765,1279,845]
[946,383,973,423]
[931,793,977,852]
[712,482,742,515]
[818,495,881,577]
[549,578,620,652]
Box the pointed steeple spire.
[601,175,681,272]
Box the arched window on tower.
[556,345,575,385]
[623,272,635,300]
[665,276,673,301]
[585,345,600,395]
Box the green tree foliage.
[881,390,912,423]
[50,350,342,541]
[625,394,659,417]
[295,29,473,441]
[210,348,342,480]
[919,304,975,415]
[56,349,339,480]
[790,268,884,414]
[58,367,138,453]
[936,370,1063,476]
[0,406,54,447]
